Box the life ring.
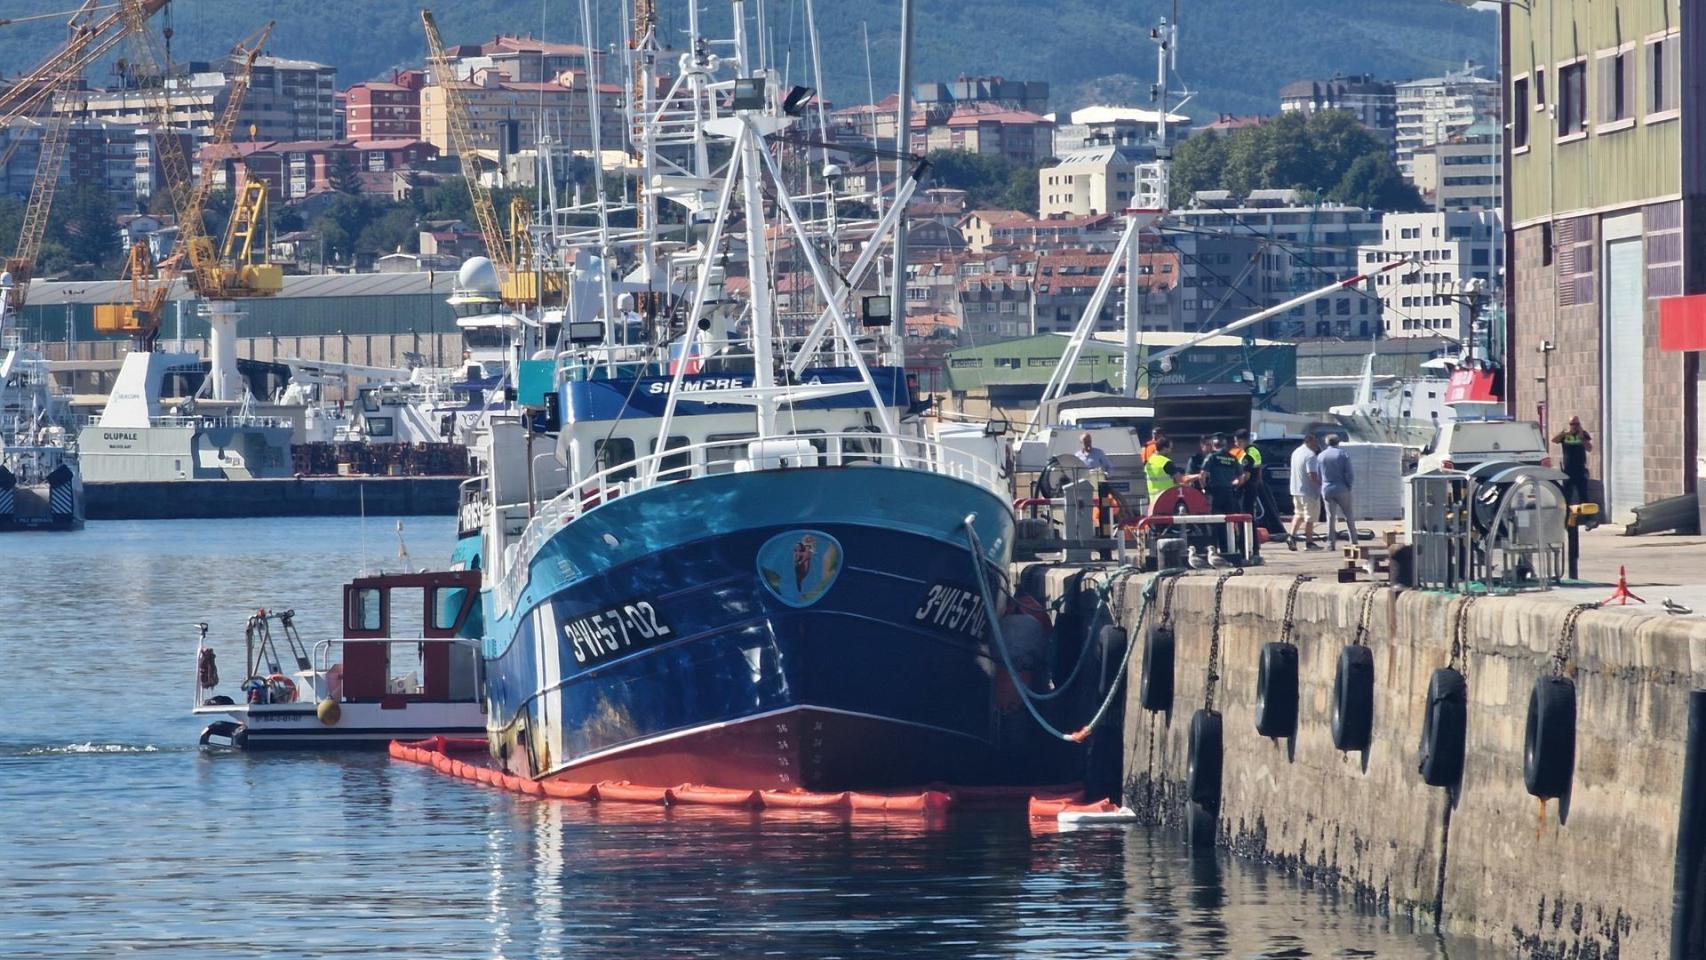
[1523,674,1577,800]
[1139,624,1175,713]
[1186,708,1224,809]
[1417,667,1468,788]
[1254,642,1299,739]
[1331,645,1376,752]
[265,673,299,704]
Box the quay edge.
[1021,563,1706,960]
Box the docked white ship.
[0,271,83,529]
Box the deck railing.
[492,430,1006,615]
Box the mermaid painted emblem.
[757,529,843,608]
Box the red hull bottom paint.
[532,707,999,793]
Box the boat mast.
[732,0,777,437]
[887,0,914,368]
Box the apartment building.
[1361,209,1502,340]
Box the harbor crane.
[106,0,281,400]
[1,0,166,313]
[95,21,274,350]
[420,9,562,308]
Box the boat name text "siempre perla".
[562,600,674,665]
[645,375,830,395]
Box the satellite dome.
[457,257,501,294]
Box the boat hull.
[484,466,1017,791]
[195,701,486,749]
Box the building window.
[1648,32,1681,119]
[1511,76,1529,149]
[1596,46,1636,130]
[1557,59,1587,139]
[1534,66,1546,108]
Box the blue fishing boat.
[456,4,1018,791]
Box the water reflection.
[0,520,1483,959]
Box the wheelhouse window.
[593,437,637,482]
[650,435,692,481]
[705,433,756,475]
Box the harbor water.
[2,518,1486,958]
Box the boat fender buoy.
[1140,624,1175,713]
[1254,642,1299,739]
[1186,708,1224,809]
[316,698,342,726]
[1524,674,1577,799]
[1331,645,1376,752]
[1417,667,1468,788]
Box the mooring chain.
[1552,601,1601,676]
[1279,574,1313,645]
[1158,568,1187,628]
[1202,568,1244,713]
[1448,595,1481,677]
[1353,584,1380,647]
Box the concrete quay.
[1021,559,1706,959]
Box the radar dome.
[457,257,501,294]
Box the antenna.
[396,519,412,571]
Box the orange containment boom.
[389,738,955,816]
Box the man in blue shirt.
[1316,435,1358,549]
[1071,431,1128,526]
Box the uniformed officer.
[1552,416,1593,506]
[1194,434,1245,568]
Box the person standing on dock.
[1186,436,1215,493]
[1195,434,1245,568]
[1234,428,1285,547]
[1317,435,1358,550]
[1072,431,1129,527]
[1287,434,1323,551]
[1552,416,1593,506]
[1144,436,1186,505]
[1141,428,1166,463]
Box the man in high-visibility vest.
[1144,436,1186,504]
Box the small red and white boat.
[192,571,486,749]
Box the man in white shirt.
[1287,435,1323,551]
[1071,431,1128,525]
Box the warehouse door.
[1603,235,1645,524]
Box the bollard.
[1671,690,1706,960]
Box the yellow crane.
[0,0,169,126]
[420,8,561,307]
[2,0,162,313]
[109,0,280,302]
[95,21,275,346]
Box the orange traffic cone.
[1602,565,1646,605]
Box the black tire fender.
[1524,674,1577,799]
[1331,645,1376,752]
[1140,624,1175,713]
[1254,642,1299,739]
[1417,667,1468,788]
[1186,708,1224,808]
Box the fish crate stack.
[1342,443,1405,521]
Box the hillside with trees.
[0,0,1492,121]
[1169,110,1426,211]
